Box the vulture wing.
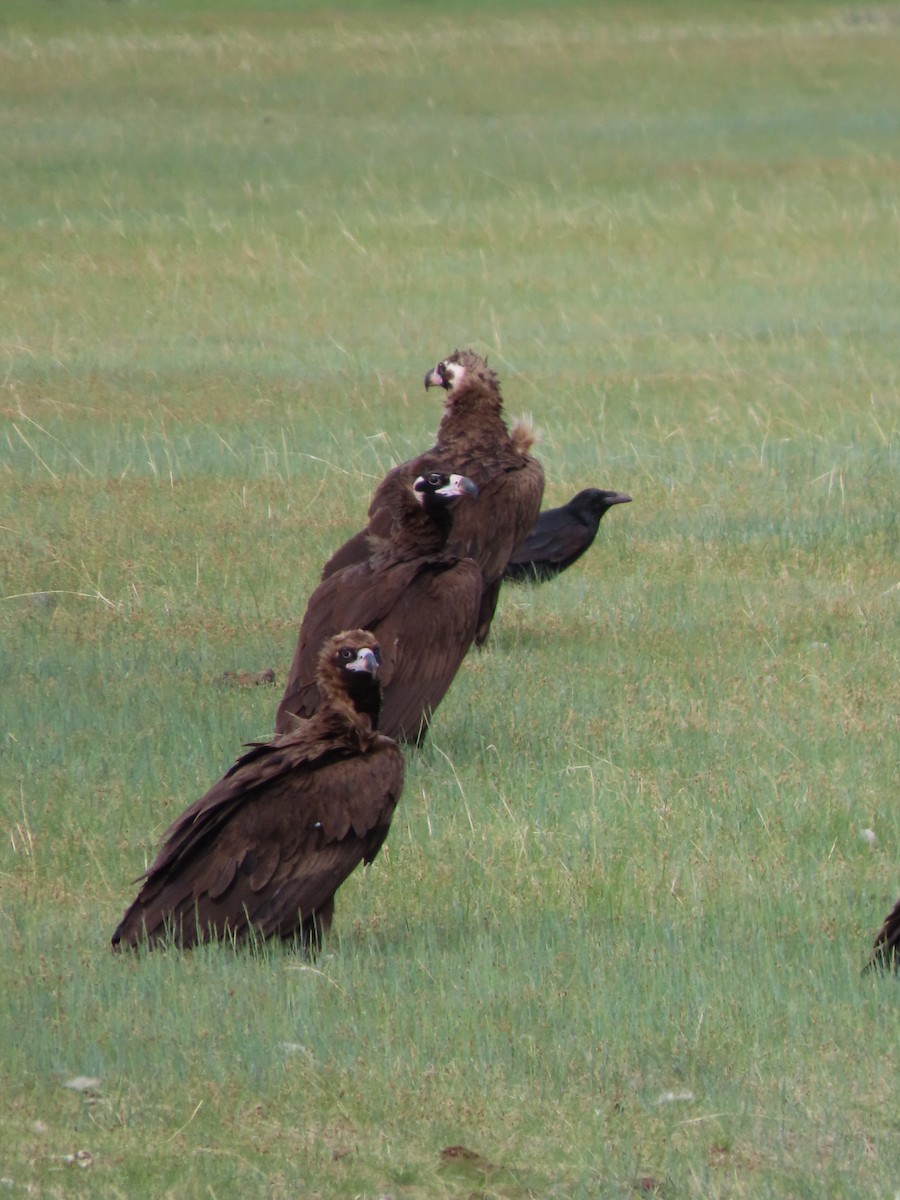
[111,735,403,949]
[330,450,542,646]
[276,557,481,741]
[443,448,543,644]
[320,529,371,580]
[445,455,545,585]
[370,559,482,742]
[320,443,544,588]
[275,557,428,734]
[320,485,399,579]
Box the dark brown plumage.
[321,349,544,645]
[866,897,900,972]
[276,472,481,744]
[111,630,404,954]
[503,488,632,583]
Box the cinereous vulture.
[866,897,900,972]
[503,488,632,583]
[276,471,481,744]
[111,630,404,955]
[321,349,544,645]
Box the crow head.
[569,489,632,522]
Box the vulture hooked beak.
[440,474,479,499]
[345,647,380,676]
[424,359,463,392]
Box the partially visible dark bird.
[321,349,544,645]
[276,471,481,744]
[866,897,900,972]
[502,488,632,584]
[111,630,404,955]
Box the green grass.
[1,1,899,1196]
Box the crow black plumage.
[503,488,631,583]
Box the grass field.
[2,1,899,1196]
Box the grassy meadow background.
[2,0,899,1195]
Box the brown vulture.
[275,471,481,744]
[321,348,544,645]
[111,630,404,955]
[503,488,632,583]
[866,897,900,972]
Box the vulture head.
[316,629,384,729]
[413,471,479,507]
[424,349,502,409]
[409,470,478,543]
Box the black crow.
[503,488,631,583]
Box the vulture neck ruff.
[369,490,454,567]
[437,382,508,448]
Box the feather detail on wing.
[112,726,403,949]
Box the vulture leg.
[300,896,335,958]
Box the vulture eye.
[426,472,443,486]
[338,647,354,661]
